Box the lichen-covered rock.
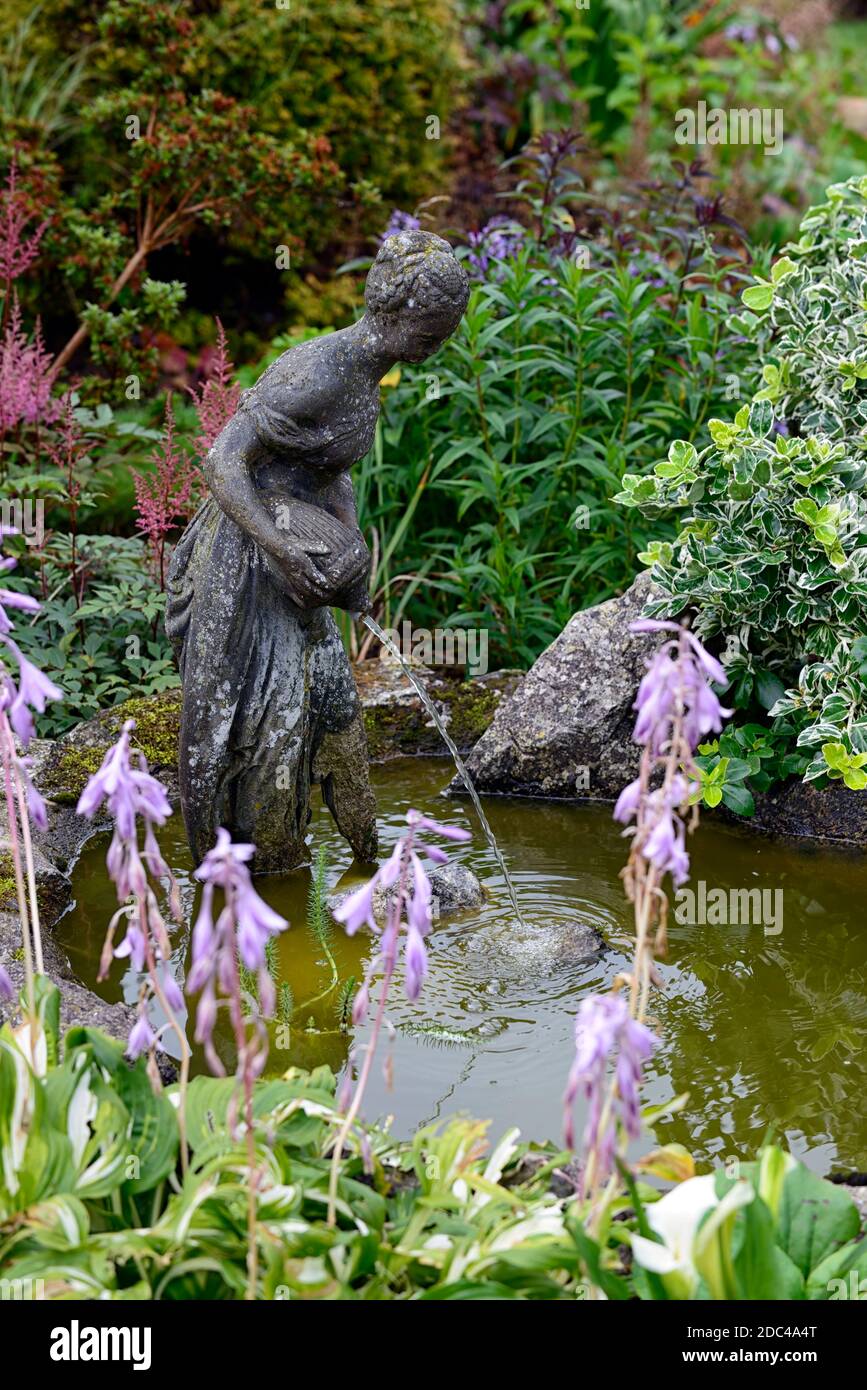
[36,666,519,818]
[0,913,176,1078]
[329,862,485,923]
[450,573,659,800]
[0,841,70,926]
[356,660,521,761]
[0,908,134,1045]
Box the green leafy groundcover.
[2,985,865,1300]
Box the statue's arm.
[205,409,333,608]
[205,410,325,562]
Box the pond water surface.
[57,758,867,1177]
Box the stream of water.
[362,614,528,929]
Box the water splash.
[362,614,528,929]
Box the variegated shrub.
[616,177,867,801]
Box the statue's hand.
[268,543,333,609]
[267,531,371,611]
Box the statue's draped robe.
[166,389,377,872]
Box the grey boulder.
[451,572,658,801]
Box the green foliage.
[2,996,862,1300]
[745,176,867,443]
[464,0,864,245]
[196,0,464,235]
[693,725,809,817]
[7,534,177,736]
[370,223,758,666]
[618,178,867,797]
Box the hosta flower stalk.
[565,620,728,1219]
[76,719,190,1168]
[185,826,288,1298]
[327,809,470,1225]
[0,528,61,1029]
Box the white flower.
[631,1173,755,1299]
[631,1173,718,1295]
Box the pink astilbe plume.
[188,318,240,459]
[0,161,48,289]
[0,297,62,433]
[133,394,196,587]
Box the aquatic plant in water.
[327,808,470,1223]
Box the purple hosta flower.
[127,1011,157,1061]
[76,719,170,842]
[334,809,471,1009]
[327,810,472,1224]
[382,209,420,241]
[563,992,657,1186]
[12,752,47,831]
[0,587,39,635]
[77,720,181,1064]
[642,798,690,886]
[617,621,729,888]
[0,962,13,1000]
[0,636,62,748]
[0,552,55,725]
[629,621,730,756]
[186,827,288,1072]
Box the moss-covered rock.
[356,662,522,762]
[40,688,183,805]
[0,847,71,925]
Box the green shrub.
[743,175,867,444]
[364,171,762,667]
[616,177,867,800]
[199,0,464,231]
[3,0,464,256]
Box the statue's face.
[375,305,462,364]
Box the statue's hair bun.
[365,230,470,319]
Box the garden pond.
[57,758,867,1178]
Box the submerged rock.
[466,919,606,973]
[450,573,659,801]
[329,862,486,924]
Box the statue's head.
[364,230,470,363]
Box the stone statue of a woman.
[166,231,470,871]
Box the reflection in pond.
[57,758,867,1176]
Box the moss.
[111,689,182,768]
[41,746,109,806]
[41,688,182,804]
[0,875,17,909]
[363,676,511,762]
[439,681,500,748]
